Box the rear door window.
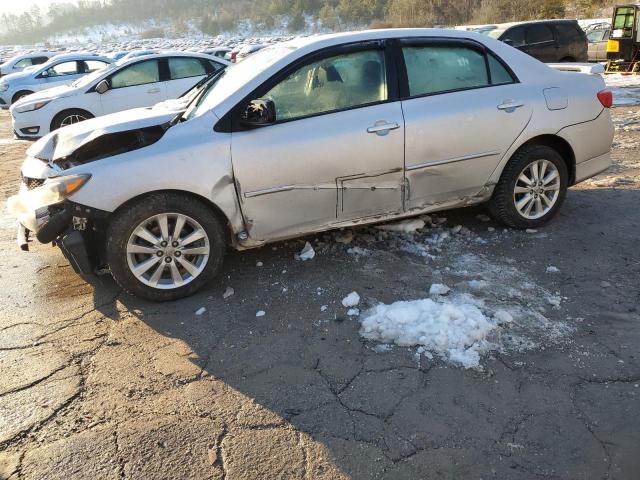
[488,53,515,84]
[110,60,160,88]
[32,57,49,65]
[501,27,525,47]
[83,60,109,73]
[402,45,489,96]
[527,25,554,44]
[168,57,207,80]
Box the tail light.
[597,89,613,108]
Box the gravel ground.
[0,106,639,480]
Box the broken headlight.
[7,174,91,215]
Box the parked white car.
[0,54,112,109]
[8,29,614,301]
[0,52,53,78]
[9,52,228,138]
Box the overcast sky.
[0,0,72,16]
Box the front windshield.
[184,44,296,120]
[71,62,116,88]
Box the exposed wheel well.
[560,56,576,62]
[11,90,34,104]
[515,135,576,185]
[110,190,234,244]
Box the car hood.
[0,70,31,83]
[27,106,181,162]
[12,85,79,108]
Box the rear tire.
[488,145,568,229]
[106,193,227,301]
[11,90,34,104]
[50,109,94,131]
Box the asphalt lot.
[0,106,639,480]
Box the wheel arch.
[50,107,95,131]
[109,189,235,245]
[509,134,576,185]
[11,90,35,103]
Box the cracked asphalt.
[0,107,639,480]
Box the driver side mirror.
[95,79,109,94]
[40,70,49,78]
[503,39,514,47]
[240,98,276,127]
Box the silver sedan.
[10,29,614,300]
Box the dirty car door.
[230,44,404,241]
[399,40,532,209]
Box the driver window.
[45,61,80,77]
[263,49,387,122]
[110,60,160,89]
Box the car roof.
[115,51,230,67]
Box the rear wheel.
[11,90,34,104]
[106,193,227,301]
[489,145,568,229]
[51,109,94,131]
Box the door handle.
[367,122,400,134]
[147,88,161,94]
[497,101,525,112]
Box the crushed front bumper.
[13,195,110,276]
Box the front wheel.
[489,145,568,229]
[106,193,226,301]
[50,109,94,131]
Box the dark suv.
[485,20,588,63]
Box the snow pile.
[429,283,450,295]
[604,74,640,107]
[360,297,496,369]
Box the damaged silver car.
[8,29,614,301]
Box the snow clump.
[342,291,361,308]
[359,297,496,369]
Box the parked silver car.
[9,29,614,301]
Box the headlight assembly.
[7,174,91,215]
[14,100,50,113]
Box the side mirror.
[240,98,276,127]
[40,70,49,77]
[95,79,109,94]
[502,39,514,47]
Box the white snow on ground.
[605,74,640,107]
[342,292,361,308]
[429,283,451,295]
[360,297,496,369]
[327,216,575,368]
[295,241,315,261]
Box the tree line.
[0,0,614,45]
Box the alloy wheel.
[126,213,210,289]
[513,159,561,220]
[60,114,87,127]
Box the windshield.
[183,44,296,120]
[70,62,116,88]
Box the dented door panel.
[231,103,405,241]
[402,84,532,209]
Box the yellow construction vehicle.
[606,4,640,73]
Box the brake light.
[597,89,613,108]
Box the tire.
[50,109,94,131]
[106,193,227,301]
[560,56,575,62]
[11,90,34,104]
[488,145,568,229]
